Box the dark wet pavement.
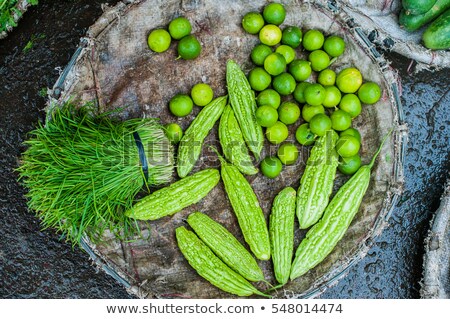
[0,0,448,298]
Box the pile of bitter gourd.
[125,3,391,297]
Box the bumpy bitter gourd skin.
[270,187,296,285]
[175,226,269,297]
[125,169,220,220]
[219,105,258,175]
[296,130,339,229]
[226,60,264,159]
[220,158,271,260]
[187,212,264,282]
[177,96,227,178]
[290,133,390,280]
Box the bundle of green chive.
[17,102,174,246]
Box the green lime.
[165,123,183,144]
[148,29,171,53]
[318,69,336,86]
[282,26,302,48]
[177,35,202,60]
[308,50,330,72]
[302,29,325,51]
[248,67,272,91]
[336,67,363,93]
[309,113,332,136]
[339,93,362,118]
[338,154,361,175]
[358,82,382,104]
[340,128,361,143]
[263,3,286,25]
[266,121,289,144]
[260,156,283,178]
[304,83,326,106]
[259,24,282,46]
[251,44,273,66]
[275,45,296,64]
[302,104,325,122]
[277,143,299,165]
[295,123,316,146]
[242,12,265,34]
[272,72,296,96]
[264,52,287,76]
[278,101,300,125]
[191,83,214,107]
[330,109,352,131]
[256,89,281,109]
[293,82,311,104]
[168,17,192,40]
[322,85,342,108]
[336,135,360,157]
[323,35,346,57]
[169,94,194,117]
[288,59,312,82]
[256,105,279,127]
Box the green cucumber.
[423,8,450,49]
[403,0,437,15]
[399,0,450,32]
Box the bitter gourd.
[219,105,258,175]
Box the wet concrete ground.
[0,0,449,298]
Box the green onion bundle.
[17,102,174,245]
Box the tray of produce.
[18,0,406,298]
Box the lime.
[191,83,214,107]
[278,101,300,125]
[256,105,279,127]
[330,109,352,131]
[256,89,281,109]
[309,114,332,136]
[323,35,346,57]
[248,67,272,91]
[302,104,325,122]
[293,82,311,104]
[282,26,302,48]
[339,93,362,118]
[295,123,316,146]
[169,94,194,117]
[148,29,171,53]
[259,24,282,46]
[340,128,361,143]
[264,52,287,76]
[277,143,299,165]
[263,3,286,25]
[168,17,192,40]
[308,50,330,72]
[177,35,202,60]
[272,72,296,96]
[288,59,312,81]
[304,83,326,106]
[358,82,382,104]
[317,69,336,86]
[266,121,289,144]
[275,45,296,64]
[251,44,273,66]
[336,67,363,93]
[322,85,342,108]
[165,123,183,144]
[242,12,265,34]
[302,29,325,51]
[336,135,360,157]
[338,154,361,175]
[260,156,283,178]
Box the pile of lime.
[242,2,382,178]
[148,16,202,60]
[165,82,215,144]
